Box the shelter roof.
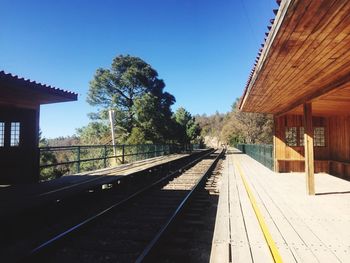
[239,0,350,116]
[0,71,77,108]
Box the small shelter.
[239,0,350,194]
[0,71,77,184]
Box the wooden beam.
[276,73,350,117]
[303,103,315,195]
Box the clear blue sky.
[0,0,277,138]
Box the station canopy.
[0,71,77,109]
[239,0,350,116]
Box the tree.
[195,98,273,147]
[39,132,68,180]
[76,121,110,145]
[218,99,273,145]
[174,107,201,144]
[87,55,175,142]
[132,92,176,143]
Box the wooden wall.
[275,114,350,179]
[274,115,329,173]
[0,106,40,184]
[328,116,350,179]
[328,116,350,161]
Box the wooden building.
[0,71,77,184]
[239,0,350,194]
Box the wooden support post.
[273,116,278,172]
[303,103,315,195]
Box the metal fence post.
[76,146,81,173]
[122,145,125,164]
[103,145,107,168]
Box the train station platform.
[211,149,350,263]
[0,154,188,218]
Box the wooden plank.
[227,155,254,263]
[232,155,274,263]
[210,156,230,263]
[238,154,318,262]
[236,153,349,262]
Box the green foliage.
[127,127,148,144]
[76,121,110,144]
[87,54,176,143]
[39,137,68,181]
[133,92,175,143]
[173,107,201,144]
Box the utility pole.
[108,109,117,161]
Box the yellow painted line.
[234,158,283,263]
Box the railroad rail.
[0,149,213,262]
[137,151,224,262]
[0,153,194,221]
[18,149,224,263]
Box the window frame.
[10,122,21,147]
[314,127,326,147]
[0,122,4,147]
[285,127,298,147]
[285,126,326,147]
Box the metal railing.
[236,144,273,170]
[39,144,198,180]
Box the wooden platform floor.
[211,149,350,263]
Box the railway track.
[19,149,224,263]
[0,150,211,263]
[139,158,224,262]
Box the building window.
[299,127,304,146]
[298,126,325,147]
[0,122,4,147]
[10,122,20,147]
[285,127,297,146]
[314,127,325,147]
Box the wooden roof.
[239,0,350,116]
[0,71,77,109]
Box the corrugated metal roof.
[0,70,78,102]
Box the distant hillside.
[195,100,273,146]
[195,112,227,147]
[45,136,80,147]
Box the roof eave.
[239,0,294,112]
